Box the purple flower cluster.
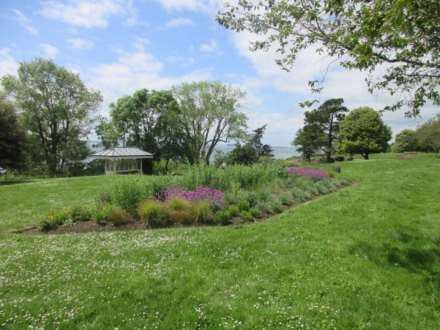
[287,167,328,178]
[161,186,225,206]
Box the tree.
[95,116,120,149]
[0,97,26,169]
[172,81,247,164]
[293,124,325,162]
[414,115,440,152]
[227,125,273,165]
[218,1,440,116]
[293,98,347,161]
[338,107,392,160]
[392,129,417,153]
[105,89,186,166]
[2,59,102,174]
[250,125,274,159]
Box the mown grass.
[1,154,440,329]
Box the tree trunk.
[363,153,369,160]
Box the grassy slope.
[1,154,440,329]
[0,175,152,232]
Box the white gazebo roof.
[91,147,153,160]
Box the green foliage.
[393,129,418,153]
[112,181,146,215]
[92,205,113,225]
[239,210,253,222]
[107,207,131,227]
[1,58,102,174]
[227,125,273,165]
[214,209,233,225]
[172,81,247,164]
[190,201,214,225]
[338,107,392,159]
[0,98,25,170]
[138,200,169,228]
[293,98,348,162]
[68,206,92,222]
[218,1,440,116]
[414,115,440,152]
[40,209,69,232]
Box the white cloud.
[0,48,19,78]
[157,0,221,12]
[165,17,194,28]
[13,9,39,35]
[40,43,58,59]
[67,37,94,50]
[39,0,137,28]
[89,42,212,113]
[200,39,218,53]
[231,31,440,141]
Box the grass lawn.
[1,154,440,329]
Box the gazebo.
[91,147,153,175]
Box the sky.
[0,0,438,146]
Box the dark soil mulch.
[19,220,146,235]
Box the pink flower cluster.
[287,167,328,178]
[160,186,225,206]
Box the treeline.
[293,99,393,161]
[392,117,440,153]
[0,58,270,176]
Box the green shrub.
[240,210,253,222]
[107,207,131,227]
[40,209,69,232]
[92,205,112,225]
[190,201,214,224]
[138,200,169,228]
[249,207,261,218]
[69,206,92,222]
[237,198,250,211]
[214,209,233,225]
[227,205,240,217]
[167,197,191,211]
[112,181,146,215]
[280,194,291,206]
[269,200,283,214]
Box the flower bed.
[37,163,350,233]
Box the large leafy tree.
[104,89,186,163]
[414,115,440,152]
[172,81,247,164]
[293,98,348,161]
[2,59,102,174]
[0,97,26,169]
[218,0,440,116]
[338,107,392,160]
[227,125,273,165]
[392,129,417,153]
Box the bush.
[227,205,240,217]
[249,207,261,218]
[107,207,131,227]
[112,181,146,215]
[40,209,70,232]
[214,209,233,225]
[92,205,113,225]
[190,201,214,224]
[280,194,291,206]
[69,206,92,222]
[138,200,169,228]
[269,200,283,214]
[240,210,253,222]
